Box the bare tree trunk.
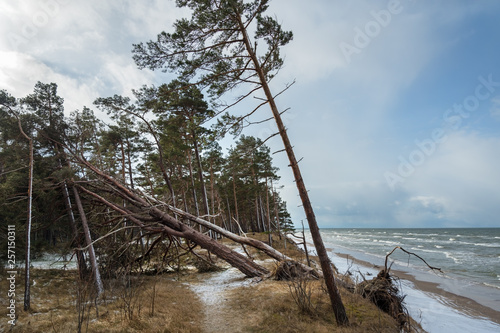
[77,184,269,278]
[140,192,317,277]
[125,136,134,188]
[7,107,33,311]
[265,178,272,246]
[226,196,234,233]
[232,173,239,226]
[193,138,209,216]
[255,197,261,232]
[121,109,176,206]
[72,186,104,296]
[24,136,33,311]
[60,179,88,278]
[271,180,282,240]
[188,151,200,229]
[235,13,349,325]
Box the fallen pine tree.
[69,151,319,279]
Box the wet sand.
[334,251,500,326]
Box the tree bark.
[24,135,33,311]
[60,179,88,278]
[72,186,104,295]
[142,192,317,277]
[188,151,200,217]
[234,10,349,325]
[193,137,209,216]
[7,106,33,311]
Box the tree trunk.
[24,136,33,311]
[188,150,200,217]
[150,207,269,277]
[78,183,269,278]
[60,179,88,278]
[235,12,349,325]
[71,155,271,278]
[265,179,272,246]
[271,180,282,240]
[8,107,34,311]
[232,173,239,226]
[193,137,209,216]
[72,186,104,296]
[143,193,317,277]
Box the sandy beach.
[330,249,500,332]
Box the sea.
[303,228,500,333]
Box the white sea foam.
[307,228,500,332]
[474,242,500,248]
[444,252,462,264]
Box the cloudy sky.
[1,0,500,228]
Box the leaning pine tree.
[132,0,349,325]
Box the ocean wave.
[435,245,444,249]
[444,252,463,264]
[421,249,444,254]
[483,282,500,290]
[473,243,500,248]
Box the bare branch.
[384,246,443,273]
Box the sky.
[1,0,500,228]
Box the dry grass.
[228,277,402,333]
[0,269,203,333]
[0,233,422,332]
[219,233,409,332]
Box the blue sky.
[1,0,500,228]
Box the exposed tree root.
[272,260,320,281]
[355,270,408,329]
[354,246,442,331]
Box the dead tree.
[72,186,104,295]
[1,100,33,311]
[132,1,349,325]
[71,154,269,278]
[67,149,320,279]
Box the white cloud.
[0,0,185,114]
[396,131,500,226]
[0,51,99,112]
